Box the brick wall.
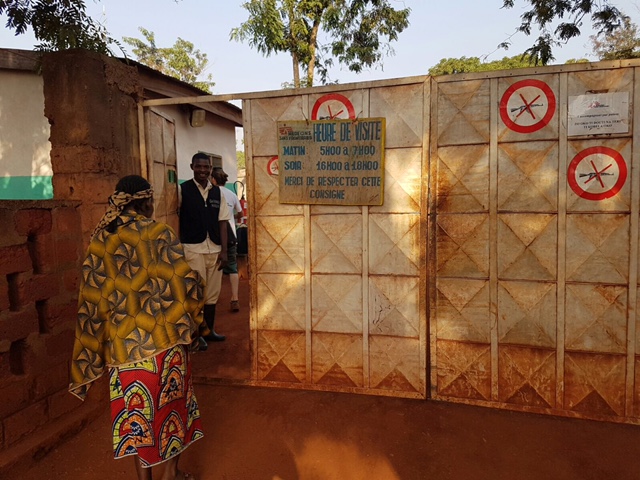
[0,202,106,461]
[0,50,143,473]
[42,49,142,240]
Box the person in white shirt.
[212,167,243,312]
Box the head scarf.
[91,188,154,239]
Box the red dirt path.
[9,273,640,479]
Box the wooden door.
[145,108,179,232]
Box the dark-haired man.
[179,152,231,348]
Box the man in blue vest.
[180,152,232,349]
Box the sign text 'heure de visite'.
[277,118,386,205]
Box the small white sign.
[568,92,629,136]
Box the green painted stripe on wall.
[0,176,53,200]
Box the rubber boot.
[192,336,208,352]
[203,303,225,342]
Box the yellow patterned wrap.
[69,213,204,400]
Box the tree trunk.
[292,51,301,88]
[307,20,321,87]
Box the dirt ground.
[9,272,640,479]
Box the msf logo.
[279,126,293,137]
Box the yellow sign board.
[277,118,385,205]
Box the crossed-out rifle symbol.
[510,93,544,119]
[578,160,614,188]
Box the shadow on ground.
[8,274,640,479]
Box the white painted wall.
[151,104,239,184]
[0,71,52,199]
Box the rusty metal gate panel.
[246,81,428,398]
[430,66,640,423]
[242,61,640,423]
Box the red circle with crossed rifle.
[311,93,356,120]
[500,79,556,134]
[567,146,627,201]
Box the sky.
[1,0,640,95]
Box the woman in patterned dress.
[69,175,205,480]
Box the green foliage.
[502,0,625,65]
[590,15,640,60]
[123,28,214,93]
[428,54,539,76]
[0,0,118,53]
[236,150,246,170]
[564,58,590,64]
[231,0,410,87]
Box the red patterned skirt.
[109,344,204,467]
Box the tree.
[123,28,214,93]
[590,15,640,60]
[237,150,246,170]
[429,54,538,76]
[501,0,626,65]
[429,53,590,76]
[230,0,410,88]
[0,0,116,53]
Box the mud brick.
[27,273,61,302]
[13,209,52,236]
[52,205,82,236]
[51,146,106,174]
[0,244,32,275]
[55,237,82,268]
[0,276,9,312]
[78,203,108,241]
[52,173,117,203]
[0,209,23,248]
[50,174,76,201]
[20,333,47,374]
[0,378,31,419]
[0,351,11,379]
[62,268,79,293]
[39,297,77,332]
[33,367,69,401]
[3,399,48,447]
[47,388,77,420]
[29,233,56,273]
[21,330,72,375]
[8,271,31,310]
[0,306,38,343]
[44,329,75,359]
[9,272,62,308]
